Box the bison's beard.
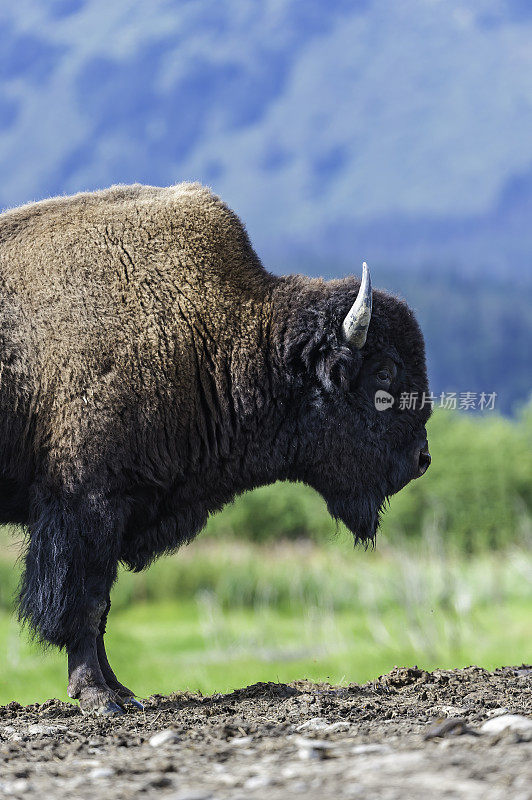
[326,452,419,545]
[306,446,417,546]
[326,450,421,545]
[325,488,386,547]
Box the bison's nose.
[416,441,431,477]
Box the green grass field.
[1,538,530,705]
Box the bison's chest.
[119,481,209,571]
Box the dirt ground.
[0,665,531,800]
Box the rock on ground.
[0,665,530,799]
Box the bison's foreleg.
[67,600,125,715]
[18,486,130,715]
[96,598,144,709]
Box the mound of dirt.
[1,665,531,799]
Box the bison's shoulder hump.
[0,182,247,246]
[0,183,268,297]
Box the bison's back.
[0,183,271,492]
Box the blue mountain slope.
[0,0,531,283]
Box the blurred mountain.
[0,0,530,411]
[0,0,532,284]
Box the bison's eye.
[376,368,392,385]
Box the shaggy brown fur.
[0,183,430,713]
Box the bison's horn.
[342,262,372,349]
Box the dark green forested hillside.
[385,269,531,415]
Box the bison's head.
[284,263,431,544]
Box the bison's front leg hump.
[97,598,144,710]
[18,485,125,715]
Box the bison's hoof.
[122,696,144,711]
[99,700,126,716]
[77,686,126,716]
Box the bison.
[0,183,431,713]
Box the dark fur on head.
[0,183,430,650]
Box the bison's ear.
[315,344,359,391]
[295,332,360,392]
